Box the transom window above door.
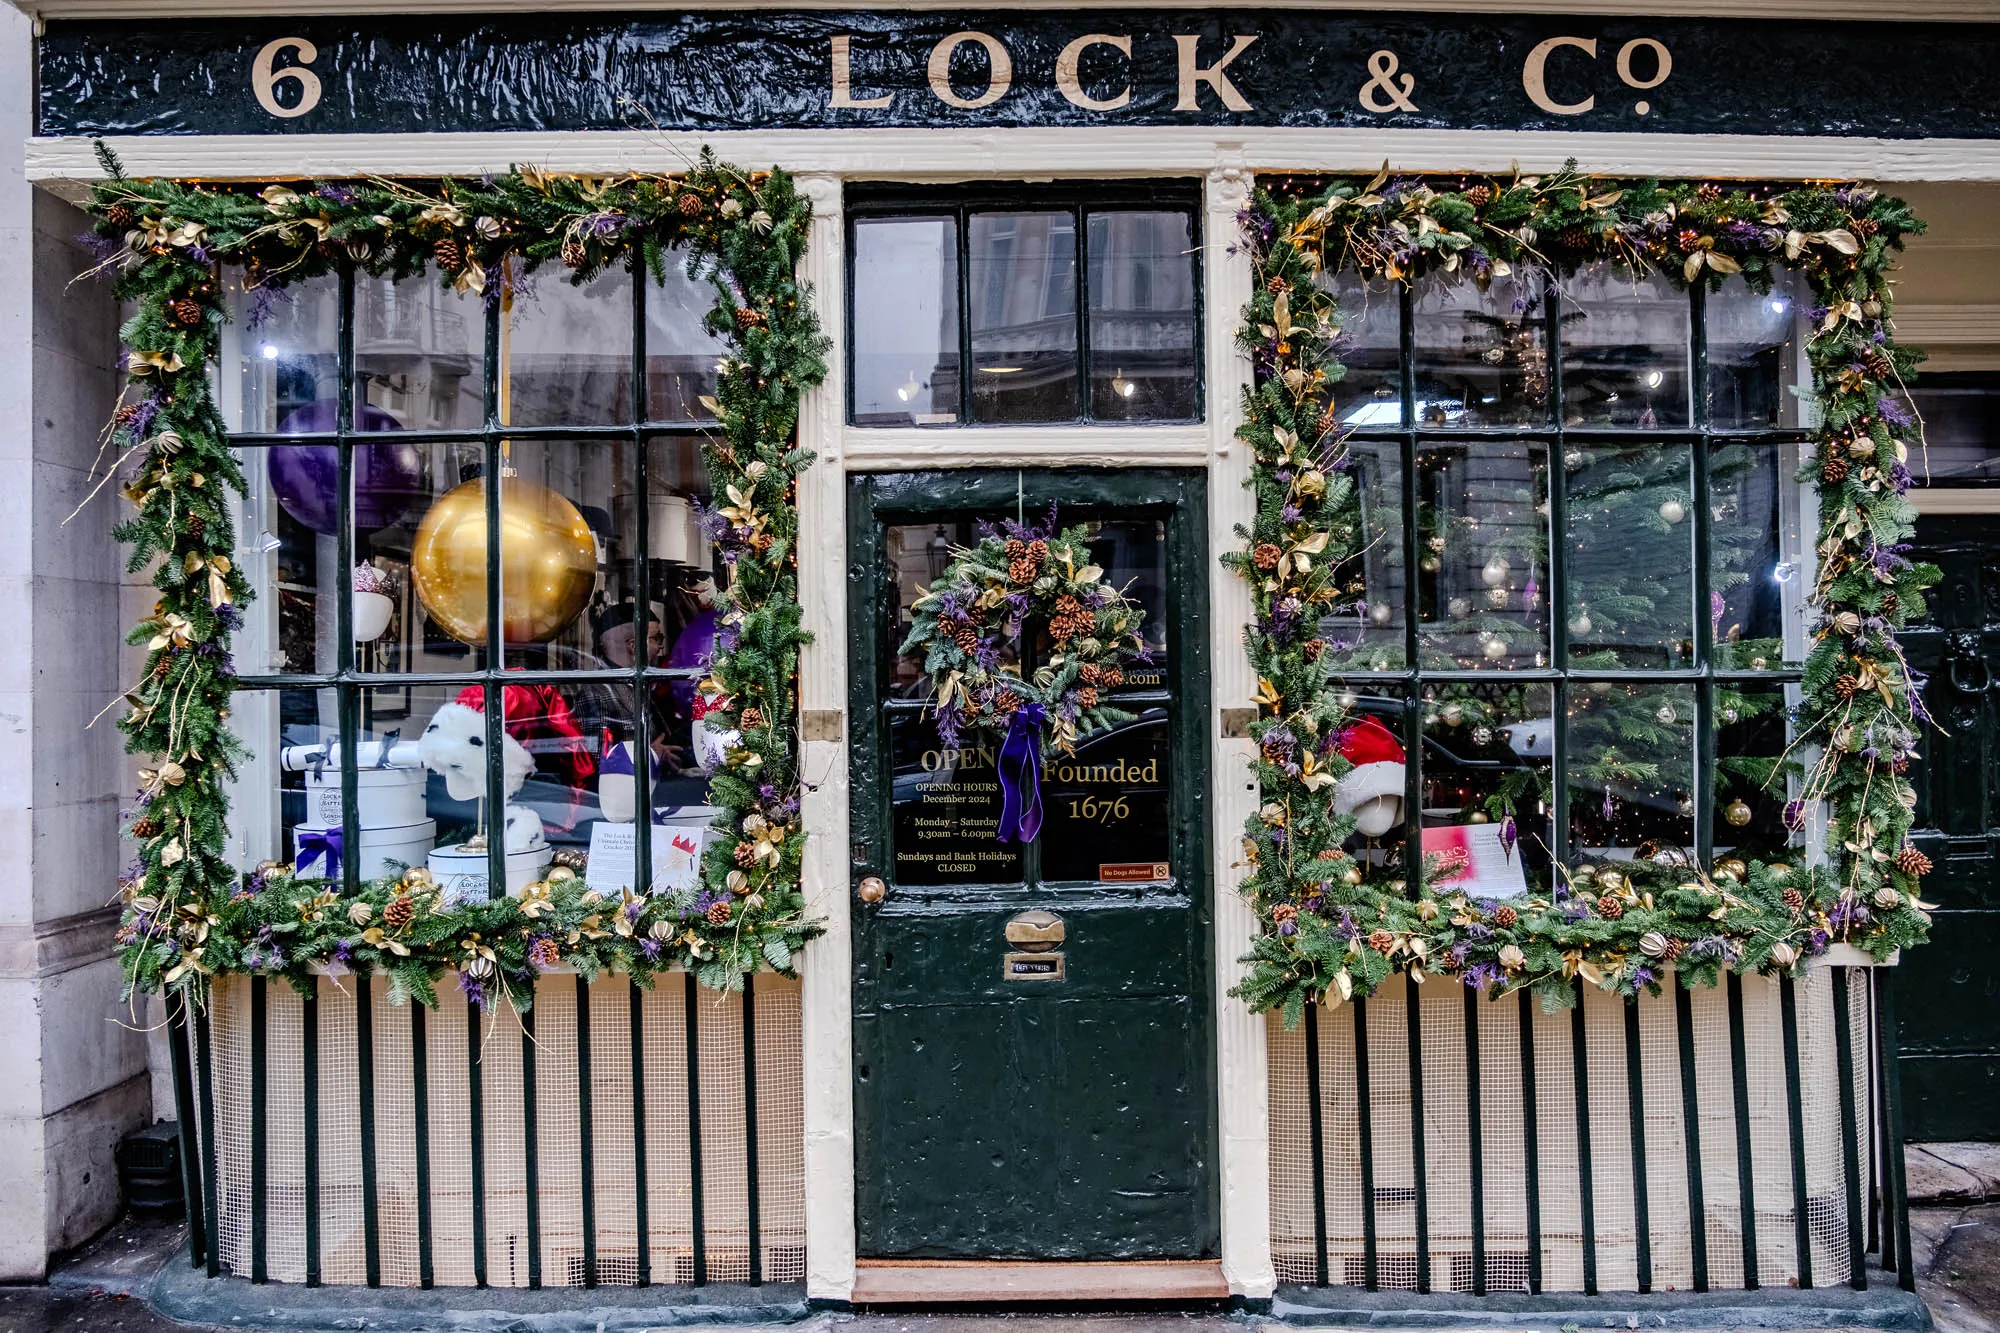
[847,182,1202,427]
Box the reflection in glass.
[646,263,729,422]
[1040,712,1173,881]
[1087,211,1197,420]
[1421,681,1555,888]
[1320,442,1406,671]
[352,440,488,674]
[889,712,1023,886]
[218,275,339,433]
[1714,682,1801,860]
[1709,443,1797,668]
[1327,274,1404,428]
[852,217,962,425]
[1558,265,1691,428]
[1412,274,1550,428]
[1567,682,1696,857]
[354,276,485,432]
[1907,372,2000,483]
[969,211,1078,422]
[1564,444,1695,668]
[1417,440,1549,670]
[1707,271,1805,429]
[503,263,633,426]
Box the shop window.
[1904,370,2000,483]
[847,183,1200,427]
[1326,267,1810,876]
[221,265,733,899]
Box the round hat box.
[291,819,437,882]
[428,842,553,904]
[305,766,427,831]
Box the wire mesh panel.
[191,968,805,1289]
[1269,966,1894,1295]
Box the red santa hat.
[1332,716,1407,816]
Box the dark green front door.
[1900,513,2000,1140]
[847,469,1216,1258]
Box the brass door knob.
[857,876,887,904]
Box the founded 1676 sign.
[36,11,2000,139]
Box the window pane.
[1709,442,1803,669]
[354,275,486,431]
[886,520,1021,703]
[1040,711,1174,883]
[889,711,1023,886]
[1706,272,1806,429]
[852,216,961,425]
[1072,517,1169,671]
[503,262,633,426]
[1421,681,1555,895]
[1905,371,2000,483]
[1714,681,1803,863]
[1412,274,1550,428]
[221,686,333,882]
[1328,274,1403,428]
[1087,211,1197,420]
[1418,440,1550,670]
[1558,265,1691,429]
[1568,681,1696,860]
[646,263,728,423]
[969,211,1078,423]
[1320,441,1407,671]
[353,440,489,674]
[218,274,339,433]
[495,440,628,670]
[1564,444,1696,668]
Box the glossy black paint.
[37,11,2000,139]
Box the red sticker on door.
[1099,862,1170,882]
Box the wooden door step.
[850,1258,1230,1304]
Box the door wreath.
[901,510,1152,842]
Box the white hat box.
[428,843,554,904]
[291,819,438,882]
[304,765,428,831]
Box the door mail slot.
[1003,951,1066,981]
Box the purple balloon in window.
[267,401,426,534]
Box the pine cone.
[1265,275,1291,294]
[733,841,757,868]
[1099,668,1124,688]
[169,296,204,328]
[1596,893,1626,920]
[529,937,561,971]
[1492,904,1519,928]
[432,236,465,273]
[1696,182,1723,202]
[1026,539,1048,565]
[1894,845,1932,876]
[740,706,764,730]
[1462,185,1493,209]
[1782,887,1806,914]
[1852,216,1880,237]
[560,236,588,269]
[948,619,980,653]
[1076,686,1100,708]
[130,815,161,839]
[1252,542,1282,571]
[1556,225,1596,252]
[185,514,206,541]
[1892,756,1911,775]
[113,403,144,429]
[751,531,775,554]
[384,895,415,929]
[678,193,704,217]
[1316,409,1338,437]
[1822,455,1850,485]
[1862,346,1896,381]
[1005,539,1026,560]
[1008,556,1039,584]
[1303,638,1326,662]
[152,653,173,680]
[1677,228,1703,253]
[1882,591,1900,618]
[706,899,733,926]
[1834,674,1862,699]
[734,306,764,330]
[1662,937,1686,963]
[105,203,137,231]
[1317,848,1342,862]
[1367,928,1396,954]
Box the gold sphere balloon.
[411,476,597,645]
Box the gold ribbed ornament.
[411,475,596,645]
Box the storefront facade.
[5,0,1999,1318]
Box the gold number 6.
[252,37,323,119]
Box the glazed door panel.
[847,469,1216,1258]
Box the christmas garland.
[89,145,828,1007]
[901,509,1152,757]
[1230,166,1938,1024]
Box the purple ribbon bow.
[295,827,343,879]
[995,703,1047,844]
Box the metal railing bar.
[413,1002,434,1289]
[1623,998,1652,1293]
[302,985,320,1286]
[1409,986,1430,1293]
[357,975,380,1287]
[1519,990,1542,1294]
[1780,976,1814,1289]
[1355,996,1377,1292]
[1726,972,1761,1288]
[1675,982,1711,1292]
[250,977,268,1284]
[630,980,651,1287]
[744,975,763,1285]
[1571,986,1598,1296]
[522,1004,542,1289]
[1305,1002,1330,1287]
[1874,973,1916,1291]
[577,976,597,1288]
[196,1006,219,1279]
[686,972,708,1286]
[1831,968,1867,1289]
[1465,987,1486,1296]
[469,999,488,1288]
[165,1000,204,1271]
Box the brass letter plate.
[1003,951,1065,981]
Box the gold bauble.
[1596,867,1627,892]
[411,476,597,645]
[1723,798,1754,827]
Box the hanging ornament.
[1420,556,1442,573]
[1468,810,1491,824]
[1369,601,1394,625]
[267,404,427,535]
[1448,596,1471,618]
[1568,610,1593,636]
[1427,536,1447,554]
[1471,725,1494,746]
[1750,656,1768,671]
[1481,557,1511,587]
[1441,703,1465,726]
[1564,449,1585,471]
[1486,586,1511,608]
[1658,498,1687,525]
[1721,705,1740,723]
[412,475,598,645]
[1677,793,1695,816]
[1723,798,1754,827]
[1483,637,1508,660]
[1522,574,1541,609]
[1481,344,1507,366]
[1655,703,1678,725]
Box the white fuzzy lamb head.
[418,702,534,803]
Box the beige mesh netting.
[1268,969,1876,1293]
[201,970,805,1287]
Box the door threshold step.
[851,1258,1230,1304]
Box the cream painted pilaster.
[1204,160,1275,1301]
[792,171,857,1302]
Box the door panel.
[848,468,1216,1258]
